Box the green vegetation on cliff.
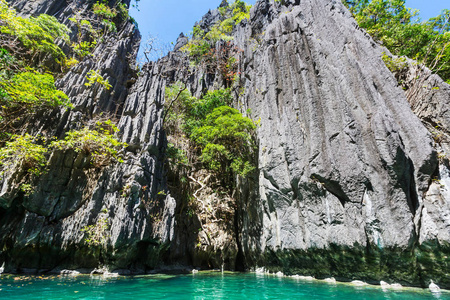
[164,84,256,184]
[0,0,72,138]
[0,0,128,196]
[0,134,48,177]
[0,0,70,62]
[191,106,256,177]
[181,0,251,64]
[343,0,450,81]
[51,120,127,167]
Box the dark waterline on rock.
[0,272,448,299]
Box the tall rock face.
[0,0,176,272]
[1,0,449,289]
[229,0,448,287]
[398,58,450,284]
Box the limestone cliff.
[0,0,449,289]
[232,0,448,287]
[0,0,172,272]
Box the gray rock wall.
[0,0,174,272]
[398,57,450,286]
[231,0,448,287]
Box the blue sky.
[407,0,448,21]
[129,0,448,60]
[130,0,255,61]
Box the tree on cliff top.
[343,0,450,82]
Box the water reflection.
[0,272,448,299]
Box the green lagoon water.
[0,272,448,299]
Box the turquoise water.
[0,272,448,299]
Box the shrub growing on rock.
[343,0,450,80]
[191,105,256,177]
[51,121,127,168]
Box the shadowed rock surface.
[0,0,449,288]
[0,0,172,272]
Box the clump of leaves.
[164,82,195,134]
[343,0,450,81]
[63,57,79,69]
[20,183,34,196]
[166,143,189,171]
[381,52,408,73]
[181,0,251,64]
[183,88,233,135]
[69,16,97,40]
[116,2,130,21]
[219,0,251,25]
[164,83,233,136]
[51,120,127,168]
[92,1,121,34]
[0,0,70,61]
[68,15,100,62]
[204,23,234,44]
[230,0,251,24]
[0,69,72,135]
[191,106,256,177]
[92,1,117,19]
[0,134,48,177]
[0,119,126,196]
[85,69,112,90]
[1,71,71,108]
[81,210,109,247]
[72,41,97,58]
[0,47,21,77]
[164,84,256,181]
[182,39,241,87]
[0,1,74,137]
[181,39,211,64]
[101,19,117,33]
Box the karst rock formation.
[1,0,449,288]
